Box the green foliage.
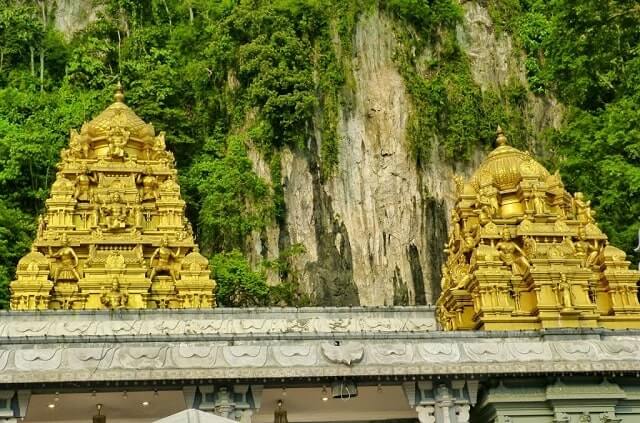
[555,96,640,252]
[0,202,33,309]
[544,0,640,110]
[383,0,460,29]
[184,134,274,252]
[394,7,532,164]
[212,250,270,307]
[0,2,44,74]
[262,243,311,306]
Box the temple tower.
[10,84,216,310]
[437,127,640,330]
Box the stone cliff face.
[52,1,563,307]
[248,3,563,306]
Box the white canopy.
[154,409,237,423]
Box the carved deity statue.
[532,181,547,215]
[137,166,159,201]
[37,215,47,239]
[440,264,451,289]
[476,184,499,221]
[107,126,130,158]
[101,276,127,309]
[558,274,574,310]
[575,227,601,268]
[149,236,181,281]
[452,256,472,289]
[67,126,91,159]
[461,228,479,254]
[101,192,129,230]
[496,228,530,275]
[74,164,97,201]
[522,235,537,258]
[151,132,167,160]
[446,209,461,253]
[573,192,595,224]
[49,234,81,282]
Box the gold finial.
[496,125,507,146]
[114,82,125,103]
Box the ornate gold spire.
[10,84,216,310]
[496,125,507,146]
[114,81,125,103]
[437,127,640,330]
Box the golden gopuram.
[9,85,216,310]
[437,127,640,330]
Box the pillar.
[0,390,30,421]
[403,380,478,423]
[183,384,262,422]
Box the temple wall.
[2,308,640,422]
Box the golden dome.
[182,247,210,271]
[85,84,154,139]
[470,126,549,191]
[17,248,49,271]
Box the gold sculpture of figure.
[49,234,81,282]
[522,235,537,258]
[449,255,471,290]
[74,164,97,202]
[101,276,121,308]
[132,203,143,227]
[69,126,91,158]
[496,228,529,275]
[107,126,130,158]
[102,192,128,230]
[574,227,601,268]
[137,166,158,201]
[274,400,289,423]
[149,236,181,281]
[440,264,451,289]
[446,209,461,252]
[476,185,499,221]
[152,132,166,159]
[558,274,573,310]
[453,174,464,197]
[573,192,595,224]
[90,196,101,227]
[37,215,47,239]
[532,181,547,215]
[461,228,478,253]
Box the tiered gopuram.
[10,85,216,310]
[437,127,640,330]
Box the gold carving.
[574,192,596,225]
[149,236,180,281]
[10,84,216,310]
[496,228,529,275]
[49,234,81,282]
[437,127,640,330]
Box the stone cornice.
[1,308,639,386]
